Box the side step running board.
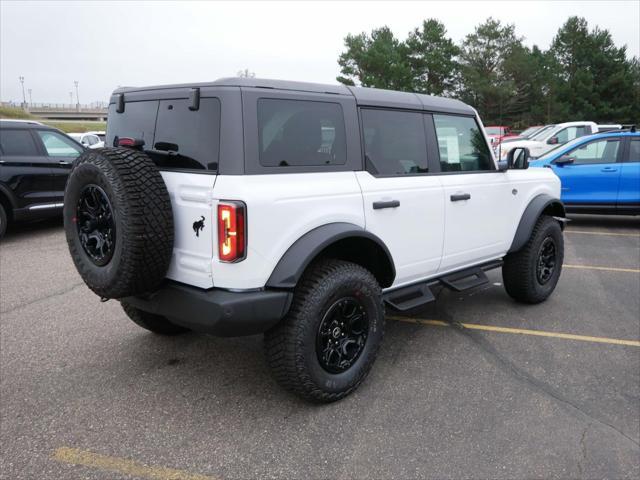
[439,267,489,292]
[383,260,502,311]
[383,283,435,312]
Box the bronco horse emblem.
[192,216,205,237]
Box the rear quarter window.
[257,98,347,167]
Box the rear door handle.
[450,193,471,202]
[59,160,71,165]
[373,200,400,210]
[601,167,618,172]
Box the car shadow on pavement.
[567,214,640,230]
[3,217,64,241]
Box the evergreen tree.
[336,27,412,90]
[405,19,460,95]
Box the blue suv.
[529,131,639,215]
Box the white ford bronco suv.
[64,78,565,402]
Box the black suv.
[0,120,84,237]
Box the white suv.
[63,78,566,402]
[68,132,105,149]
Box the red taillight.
[217,201,246,262]
[115,137,145,148]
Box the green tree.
[550,16,637,123]
[405,19,460,95]
[336,27,413,90]
[457,18,523,124]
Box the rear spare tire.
[64,148,173,299]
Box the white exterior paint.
[161,165,560,292]
[210,172,364,290]
[160,171,217,289]
[356,171,445,286]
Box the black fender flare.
[509,194,566,253]
[266,222,396,289]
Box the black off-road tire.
[265,259,385,403]
[64,148,173,299]
[502,215,564,304]
[121,301,189,335]
[0,203,7,239]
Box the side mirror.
[506,147,529,170]
[554,155,574,166]
[547,136,559,145]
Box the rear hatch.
[107,94,221,288]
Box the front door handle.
[450,193,471,202]
[59,160,71,165]
[601,167,618,172]
[373,200,400,210]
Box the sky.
[1,0,639,104]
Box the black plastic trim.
[509,194,566,252]
[266,222,396,289]
[123,282,292,337]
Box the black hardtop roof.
[112,77,475,115]
[0,119,53,129]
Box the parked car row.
[493,121,622,159]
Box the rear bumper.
[123,282,293,337]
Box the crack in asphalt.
[0,282,85,315]
[447,320,640,449]
[577,423,591,477]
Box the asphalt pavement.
[1,215,638,479]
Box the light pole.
[28,89,32,107]
[19,76,26,108]
[74,80,80,110]
[69,92,73,108]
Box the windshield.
[536,135,589,161]
[485,127,502,135]
[530,125,555,140]
[520,126,541,138]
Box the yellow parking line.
[53,447,218,480]
[387,316,640,347]
[563,264,640,273]
[565,229,639,237]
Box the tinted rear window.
[0,129,39,156]
[107,100,158,150]
[107,98,221,171]
[153,98,220,170]
[258,99,347,167]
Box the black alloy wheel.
[536,236,556,285]
[316,297,369,374]
[76,184,116,266]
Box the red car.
[484,126,518,146]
